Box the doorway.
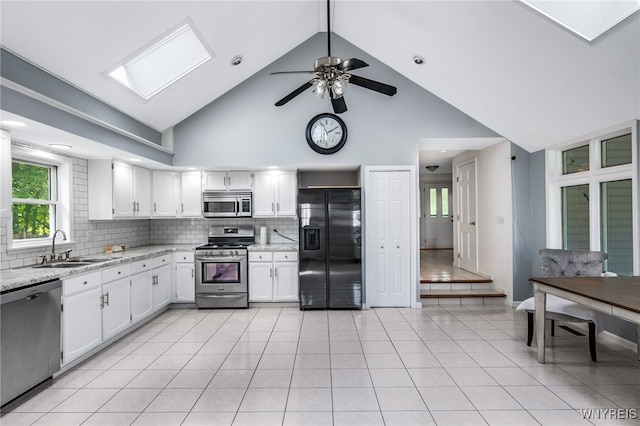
[420,182,453,249]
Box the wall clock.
[305,113,348,155]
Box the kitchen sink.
[33,262,92,268]
[71,256,122,263]
[32,256,122,268]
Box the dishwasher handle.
[25,292,43,301]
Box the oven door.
[195,256,247,293]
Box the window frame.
[9,145,73,251]
[546,120,638,275]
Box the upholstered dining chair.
[517,248,608,362]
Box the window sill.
[7,241,75,255]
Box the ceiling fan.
[272,0,397,114]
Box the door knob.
[470,221,476,226]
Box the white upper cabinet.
[202,171,252,191]
[253,170,297,217]
[152,171,179,217]
[89,160,151,220]
[180,171,201,217]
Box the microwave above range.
[203,191,252,218]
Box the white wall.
[173,33,498,169]
[453,140,513,302]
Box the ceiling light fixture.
[49,144,72,149]
[105,19,214,100]
[425,165,440,172]
[310,58,351,100]
[0,120,27,127]
[230,55,243,66]
[413,55,425,65]
[129,158,143,163]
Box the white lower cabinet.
[62,271,102,365]
[249,251,298,302]
[101,277,131,341]
[175,252,195,303]
[130,259,154,324]
[153,255,172,310]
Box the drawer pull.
[83,281,88,285]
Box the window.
[12,161,57,240]
[548,121,638,275]
[8,145,72,249]
[428,186,451,219]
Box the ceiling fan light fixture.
[331,78,347,98]
[312,79,327,98]
[426,165,440,172]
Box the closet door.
[366,170,411,307]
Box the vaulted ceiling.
[1,1,638,154]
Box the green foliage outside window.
[12,161,53,239]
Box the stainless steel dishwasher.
[1,279,62,407]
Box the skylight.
[106,20,214,100]
[521,0,640,41]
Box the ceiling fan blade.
[275,81,313,106]
[270,71,316,75]
[348,74,397,96]
[331,95,347,114]
[339,58,369,72]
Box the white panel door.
[175,263,195,302]
[133,166,151,217]
[153,264,172,311]
[274,262,298,301]
[62,287,102,364]
[422,183,454,248]
[202,171,227,191]
[367,170,411,307]
[253,171,276,216]
[249,262,273,301]
[457,160,477,273]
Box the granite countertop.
[248,244,299,252]
[0,245,196,293]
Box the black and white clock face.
[305,113,348,154]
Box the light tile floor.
[2,306,640,426]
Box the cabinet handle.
[277,202,280,212]
[228,176,231,186]
[181,203,184,213]
[191,269,194,278]
[100,294,104,309]
[272,202,275,212]
[270,268,273,278]
[132,201,136,212]
[154,203,157,212]
[83,280,88,285]
[117,271,121,275]
[104,292,109,306]
[275,268,278,278]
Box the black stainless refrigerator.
[299,188,362,309]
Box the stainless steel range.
[195,226,254,309]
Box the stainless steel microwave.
[202,192,252,218]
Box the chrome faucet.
[51,229,67,261]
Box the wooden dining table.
[531,276,640,363]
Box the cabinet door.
[153,264,172,310]
[180,171,202,217]
[275,171,297,217]
[152,171,179,217]
[175,263,195,302]
[248,262,273,301]
[62,287,102,364]
[113,161,133,217]
[252,172,275,217]
[133,166,151,217]
[274,262,299,301]
[131,270,153,324]
[101,278,131,341]
[202,171,227,191]
[227,171,252,190]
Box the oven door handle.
[196,256,244,262]
[197,294,246,298]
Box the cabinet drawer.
[175,252,194,263]
[274,252,298,262]
[63,271,102,296]
[249,252,273,262]
[131,259,153,275]
[103,263,131,283]
[153,254,172,268]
